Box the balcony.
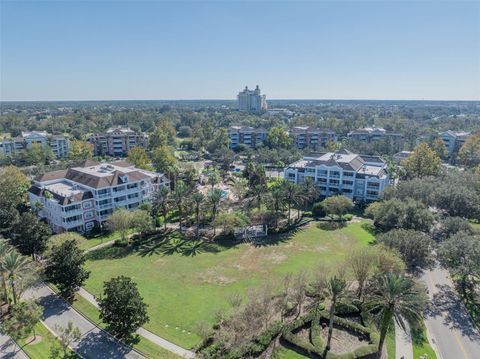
[64,220,83,229]
[97,193,111,199]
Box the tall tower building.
[237,85,267,112]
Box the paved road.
[0,332,29,359]
[78,287,196,358]
[420,264,480,359]
[23,282,143,359]
[395,320,413,359]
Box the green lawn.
[412,325,437,359]
[83,220,374,349]
[71,294,181,359]
[18,322,79,359]
[79,229,134,250]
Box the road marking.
[426,270,469,359]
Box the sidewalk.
[77,287,195,358]
[0,332,29,359]
[395,320,413,359]
[23,282,144,359]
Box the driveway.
[0,332,29,359]
[23,282,143,359]
[420,264,480,359]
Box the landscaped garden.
[83,220,375,349]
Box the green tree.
[377,229,434,271]
[0,165,30,208]
[106,209,133,244]
[208,188,223,235]
[172,180,190,232]
[431,138,448,159]
[99,276,149,340]
[458,133,480,168]
[10,212,51,260]
[266,127,292,149]
[0,240,12,304]
[191,191,205,239]
[212,212,249,236]
[54,321,81,358]
[68,140,93,161]
[2,300,42,341]
[366,273,427,358]
[281,180,302,226]
[152,186,171,230]
[127,146,151,170]
[151,145,177,176]
[131,209,153,237]
[322,195,354,221]
[438,232,480,297]
[45,239,90,302]
[325,276,347,352]
[402,143,441,178]
[207,128,230,153]
[0,251,32,304]
[349,247,376,300]
[149,119,177,149]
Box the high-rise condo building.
[237,85,267,112]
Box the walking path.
[420,264,480,359]
[77,287,195,358]
[0,332,29,359]
[23,282,144,359]
[395,320,413,359]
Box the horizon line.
[1,97,480,103]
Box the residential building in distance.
[284,149,389,201]
[393,150,413,164]
[438,130,471,157]
[347,127,404,145]
[0,131,70,158]
[229,126,268,149]
[89,127,148,157]
[28,160,169,233]
[237,85,267,112]
[290,126,337,150]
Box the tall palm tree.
[267,186,284,229]
[206,169,220,189]
[325,276,347,352]
[366,273,428,358]
[208,188,223,235]
[172,180,189,232]
[152,186,171,230]
[281,180,302,226]
[1,250,31,305]
[0,240,12,305]
[191,191,205,239]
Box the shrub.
[312,202,326,218]
[343,213,353,221]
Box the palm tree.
[191,191,205,239]
[208,188,223,235]
[0,240,12,305]
[366,273,428,358]
[1,250,31,305]
[152,186,171,230]
[172,181,189,232]
[206,169,220,189]
[325,276,347,353]
[267,186,284,229]
[281,180,302,226]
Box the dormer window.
[121,175,128,183]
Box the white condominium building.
[348,127,404,144]
[28,160,169,233]
[439,130,471,157]
[237,85,267,112]
[284,149,389,201]
[0,131,70,158]
[290,126,337,150]
[229,126,268,149]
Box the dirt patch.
[25,335,43,345]
[199,268,236,286]
[319,324,367,354]
[264,252,287,264]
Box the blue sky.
[1,1,479,101]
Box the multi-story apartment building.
[284,149,389,201]
[290,126,337,150]
[229,126,268,149]
[439,130,471,157]
[237,85,267,112]
[89,127,148,157]
[0,131,70,158]
[348,127,404,145]
[28,160,169,233]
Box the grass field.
[412,325,437,359]
[83,220,374,349]
[18,322,79,359]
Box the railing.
[64,220,83,228]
